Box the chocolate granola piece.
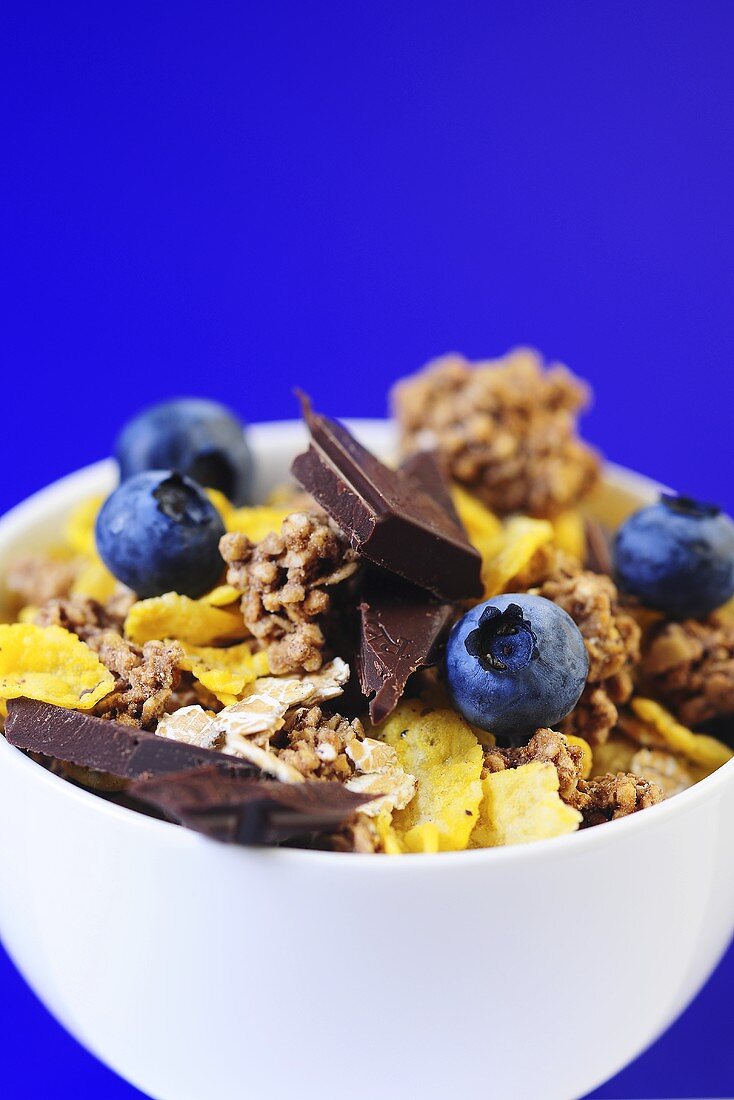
[129,766,372,846]
[392,349,601,518]
[358,573,455,723]
[484,727,586,809]
[34,596,122,641]
[640,613,734,727]
[5,698,256,780]
[220,511,359,675]
[534,549,641,744]
[577,771,663,826]
[88,633,183,728]
[6,553,80,607]
[291,394,482,601]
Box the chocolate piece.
[5,698,256,780]
[397,450,462,529]
[291,395,482,601]
[585,518,614,576]
[358,572,455,722]
[129,767,371,846]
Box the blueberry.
[445,594,589,744]
[613,495,734,619]
[95,471,226,598]
[115,399,253,505]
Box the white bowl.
[0,421,732,1100]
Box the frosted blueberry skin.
[613,495,734,620]
[445,593,589,745]
[95,471,226,599]
[115,398,253,505]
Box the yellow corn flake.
[179,642,269,702]
[201,584,241,608]
[565,734,593,779]
[65,496,103,555]
[17,606,39,624]
[225,505,294,542]
[451,487,502,553]
[125,593,246,646]
[205,487,236,525]
[0,623,114,710]
[631,698,732,771]
[374,810,404,855]
[377,700,483,852]
[471,761,582,848]
[403,822,441,854]
[551,510,586,562]
[70,556,118,603]
[482,516,554,598]
[590,736,637,777]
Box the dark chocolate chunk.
[5,698,256,780]
[291,395,482,601]
[585,518,614,576]
[358,572,454,723]
[397,450,463,530]
[129,767,371,846]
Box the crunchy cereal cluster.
[527,550,641,744]
[392,349,600,518]
[640,614,734,727]
[484,727,664,825]
[89,633,183,728]
[220,511,359,675]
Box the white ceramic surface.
[0,421,732,1100]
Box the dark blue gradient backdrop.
[2,3,733,1097]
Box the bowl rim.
[1,417,731,870]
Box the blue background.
[2,2,733,1097]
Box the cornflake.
[471,761,582,848]
[630,697,732,771]
[64,496,103,555]
[377,700,483,852]
[551,509,586,562]
[125,593,246,646]
[178,641,269,703]
[0,623,114,710]
[70,556,118,604]
[481,516,554,598]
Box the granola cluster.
[484,727,663,825]
[392,349,600,518]
[89,633,183,728]
[578,771,663,826]
[7,553,79,607]
[532,551,641,744]
[640,614,734,727]
[277,706,364,782]
[34,595,121,640]
[220,511,359,675]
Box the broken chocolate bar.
[129,767,371,846]
[397,449,463,530]
[291,395,482,601]
[585,518,613,576]
[5,698,256,780]
[358,572,454,723]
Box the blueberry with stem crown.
[116,398,253,505]
[613,494,734,620]
[96,470,226,599]
[445,593,589,745]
